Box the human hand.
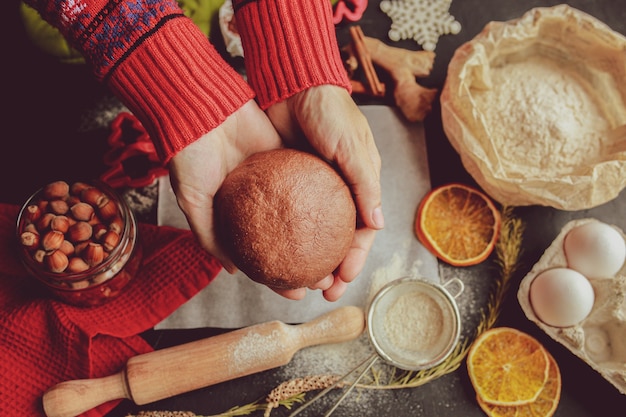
[266,85,384,301]
[168,99,282,273]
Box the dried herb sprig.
[479,205,525,332]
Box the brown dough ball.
[215,148,357,289]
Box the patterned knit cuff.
[27,0,184,81]
[107,17,255,163]
[233,0,351,109]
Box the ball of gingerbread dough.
[215,148,357,289]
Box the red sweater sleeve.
[233,0,351,109]
[25,0,254,163]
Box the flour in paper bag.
[473,56,609,176]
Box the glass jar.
[16,180,142,307]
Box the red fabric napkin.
[0,203,222,417]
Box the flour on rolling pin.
[231,329,291,375]
[231,312,344,374]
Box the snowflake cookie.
[380,0,461,51]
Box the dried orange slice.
[477,350,561,417]
[467,327,550,406]
[415,183,500,267]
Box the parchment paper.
[155,105,439,329]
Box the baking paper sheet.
[155,105,439,328]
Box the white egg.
[563,221,626,278]
[529,267,595,327]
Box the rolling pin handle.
[43,370,131,417]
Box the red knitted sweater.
[25,0,350,163]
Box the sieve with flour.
[289,276,464,417]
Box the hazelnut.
[23,204,42,223]
[88,214,103,226]
[98,199,119,220]
[81,187,108,208]
[33,249,46,264]
[67,256,90,273]
[59,240,75,256]
[70,202,95,222]
[23,223,38,234]
[73,241,90,256]
[50,215,70,233]
[48,199,69,215]
[36,212,55,231]
[83,242,105,267]
[20,231,40,250]
[92,223,108,240]
[101,230,121,252]
[109,216,123,235]
[45,250,69,273]
[68,221,93,243]
[42,230,65,253]
[70,182,92,196]
[43,181,70,200]
[66,195,81,207]
[37,199,49,213]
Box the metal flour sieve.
[289,276,464,417]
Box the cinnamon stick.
[349,26,385,97]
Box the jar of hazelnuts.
[16,180,142,307]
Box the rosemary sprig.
[480,205,525,332]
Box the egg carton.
[518,218,626,395]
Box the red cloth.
[0,203,222,417]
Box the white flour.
[230,328,290,375]
[473,56,609,176]
[384,291,444,352]
[368,246,429,302]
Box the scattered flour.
[473,55,609,176]
[230,327,293,375]
[368,245,430,303]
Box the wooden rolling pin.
[43,305,365,417]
